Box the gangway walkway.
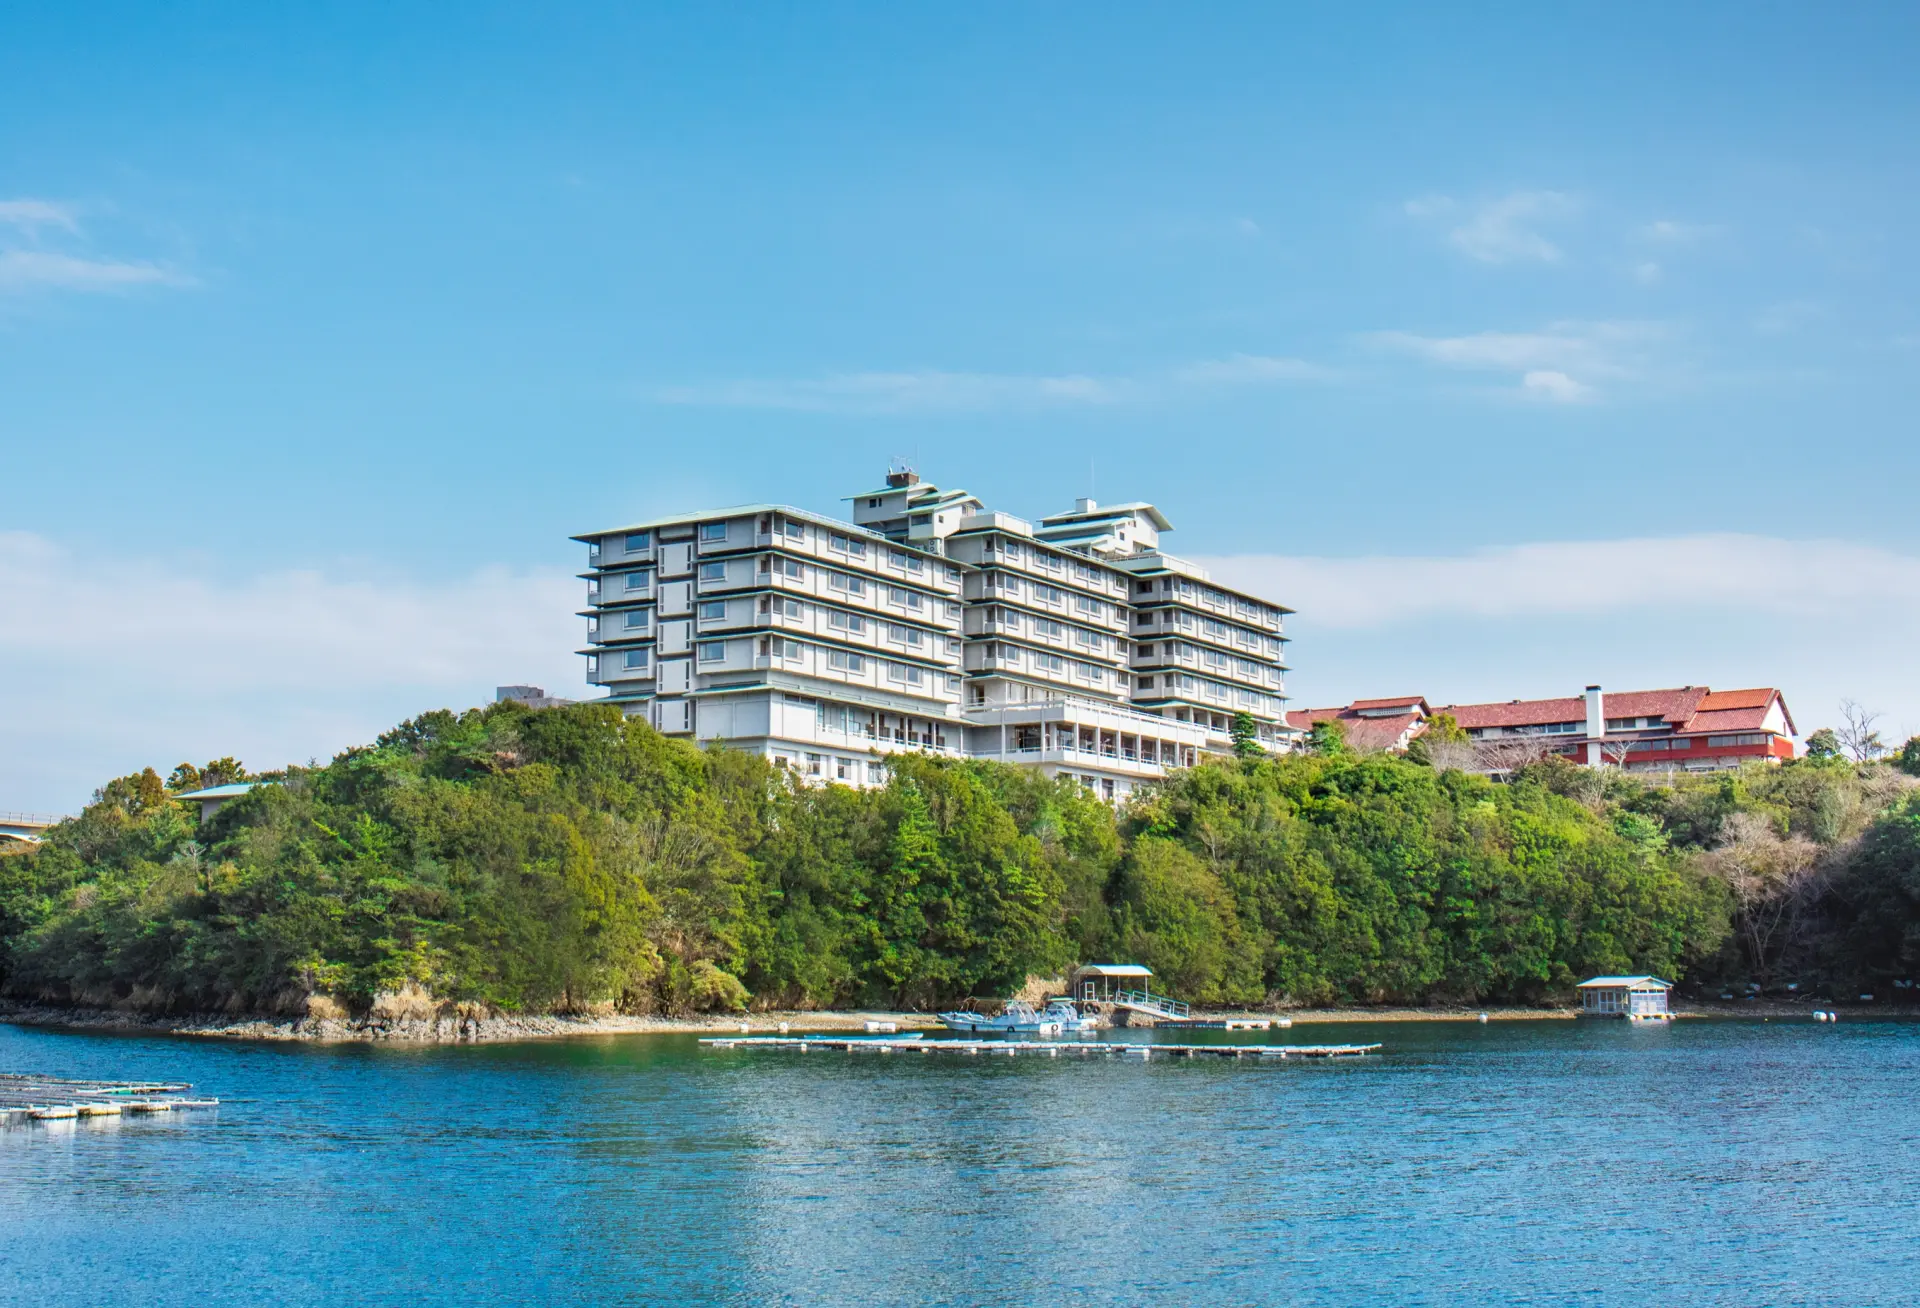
[1109,988,1191,1022]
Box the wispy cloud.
[1632,261,1663,286]
[1201,536,1920,736]
[0,198,80,235]
[1206,534,1920,628]
[1638,219,1724,244]
[0,531,581,810]
[654,370,1126,414]
[1404,190,1579,264]
[0,249,193,292]
[1369,320,1658,402]
[0,197,193,297]
[1175,353,1339,385]
[1754,300,1823,335]
[654,352,1339,414]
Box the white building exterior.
[574,467,1293,799]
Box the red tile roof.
[1284,706,1426,751]
[1350,696,1429,712]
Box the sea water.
[1,1018,1915,1306]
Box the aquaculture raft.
[0,1073,219,1121]
[701,1035,1380,1060]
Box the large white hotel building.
[574,468,1292,799]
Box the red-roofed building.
[1291,684,1797,773]
[1439,684,1796,773]
[1284,697,1431,753]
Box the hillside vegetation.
[2,702,1915,1017]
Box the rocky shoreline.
[5,999,1909,1044]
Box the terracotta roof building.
[1439,684,1796,773]
[1284,697,1431,753]
[1291,684,1797,774]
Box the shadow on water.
[2,1017,1916,1306]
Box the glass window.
[624,531,651,552]
[699,562,726,582]
[624,609,650,629]
[828,610,866,634]
[698,642,726,662]
[624,649,650,669]
[782,598,806,618]
[699,522,728,542]
[827,650,866,672]
[783,519,805,540]
[699,601,726,620]
[624,571,651,591]
[781,558,805,579]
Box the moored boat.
[936,1001,1063,1036]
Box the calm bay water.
[1,1018,1915,1306]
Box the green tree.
[1897,736,1920,778]
[1305,718,1349,756]
[1229,711,1263,759]
[1803,728,1841,760]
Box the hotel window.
[946,601,962,618]
[699,562,726,582]
[782,518,805,540]
[624,531,651,552]
[1076,596,1102,617]
[624,571,651,591]
[1000,645,1020,663]
[827,571,867,597]
[699,522,728,542]
[836,757,852,781]
[828,649,866,673]
[890,586,922,610]
[828,610,867,634]
[624,649,650,669]
[782,598,806,619]
[867,760,886,783]
[805,753,822,776]
[781,558,805,579]
[698,641,726,662]
[624,609,650,629]
[887,623,922,646]
[1138,676,1155,689]
[699,601,726,621]
[1038,652,1065,672]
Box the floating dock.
[0,1073,218,1122]
[701,1035,1380,1060]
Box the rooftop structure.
[572,467,1295,799]
[172,783,258,822]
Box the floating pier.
[701,1035,1380,1060]
[0,1074,218,1122]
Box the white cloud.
[1520,370,1592,403]
[1176,353,1339,385]
[1754,300,1823,335]
[0,249,192,292]
[1406,190,1579,263]
[1369,320,1657,400]
[1638,220,1723,244]
[1203,534,1920,630]
[655,353,1341,414]
[653,369,1124,414]
[0,198,79,235]
[1633,260,1663,285]
[0,532,581,811]
[1202,535,1920,739]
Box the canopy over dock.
[1576,975,1673,1019]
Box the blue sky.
[3,4,1918,809]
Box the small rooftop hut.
[1577,975,1673,1020]
[171,783,258,823]
[1069,964,1154,1004]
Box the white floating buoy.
[1478,1013,1489,1024]
[1276,1017,1293,1028]
[778,1022,789,1034]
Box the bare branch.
[1836,699,1886,762]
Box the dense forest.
[3,701,1916,1018]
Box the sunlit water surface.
[1,1018,1915,1306]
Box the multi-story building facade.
[574,467,1294,799]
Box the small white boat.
[1042,1000,1101,1034]
[936,1000,1063,1036]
